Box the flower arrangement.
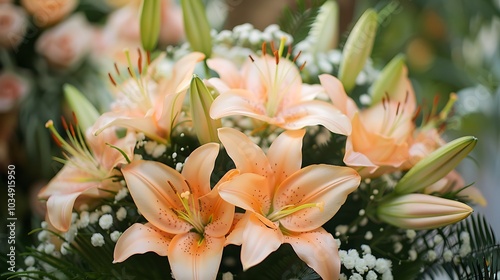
[2,0,500,279]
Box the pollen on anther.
[108,73,117,86]
[248,55,255,63]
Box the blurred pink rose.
[158,0,184,46]
[36,14,93,69]
[0,71,29,113]
[0,3,28,49]
[21,0,76,27]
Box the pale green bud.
[338,9,378,93]
[63,84,99,132]
[377,193,472,230]
[181,0,212,57]
[395,136,477,194]
[139,0,161,51]
[369,54,406,105]
[309,0,339,53]
[189,75,221,144]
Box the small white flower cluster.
[339,245,393,280]
[135,133,168,159]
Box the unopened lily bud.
[369,54,406,105]
[338,9,378,93]
[395,136,477,194]
[308,0,339,52]
[64,84,99,132]
[189,75,221,144]
[139,0,161,51]
[377,193,473,230]
[181,0,212,57]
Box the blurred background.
[1,0,499,247]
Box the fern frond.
[278,0,327,45]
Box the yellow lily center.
[267,201,324,223]
[171,187,206,235]
[250,37,305,118]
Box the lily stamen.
[267,201,324,222]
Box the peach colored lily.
[216,127,360,280]
[39,120,136,232]
[93,51,204,144]
[114,143,235,280]
[320,73,416,176]
[208,41,351,135]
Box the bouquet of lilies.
[7,1,499,279]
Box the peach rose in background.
[21,0,77,27]
[36,14,93,69]
[158,0,184,47]
[0,71,30,113]
[0,3,28,49]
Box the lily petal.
[239,213,283,270]
[275,165,360,232]
[210,90,266,120]
[113,223,172,263]
[182,143,220,198]
[207,57,243,89]
[218,127,271,176]
[284,228,340,280]
[218,173,272,215]
[46,192,82,232]
[267,130,305,184]
[121,160,191,234]
[93,111,164,143]
[319,74,358,117]
[161,52,205,94]
[279,100,352,135]
[168,232,225,280]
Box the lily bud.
[181,0,212,57]
[308,0,339,52]
[377,193,473,230]
[139,0,161,51]
[63,84,99,132]
[189,75,221,144]
[395,136,477,194]
[369,54,406,105]
[338,9,378,93]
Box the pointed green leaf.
[140,0,161,51]
[338,9,378,93]
[395,136,477,194]
[63,84,99,132]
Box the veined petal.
[275,165,360,232]
[168,232,225,280]
[210,90,266,120]
[267,130,305,184]
[201,186,235,238]
[162,52,205,94]
[284,228,340,280]
[46,192,82,232]
[157,89,187,138]
[113,223,172,263]
[86,125,137,170]
[279,100,352,135]
[93,111,164,143]
[182,143,219,198]
[319,74,358,117]
[217,127,271,176]
[239,213,283,270]
[218,173,272,215]
[121,160,191,234]
[207,58,243,89]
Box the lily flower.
[209,38,351,135]
[114,143,235,280]
[39,117,136,232]
[216,127,360,280]
[93,50,204,144]
[320,71,416,176]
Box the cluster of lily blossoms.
[39,37,482,279]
